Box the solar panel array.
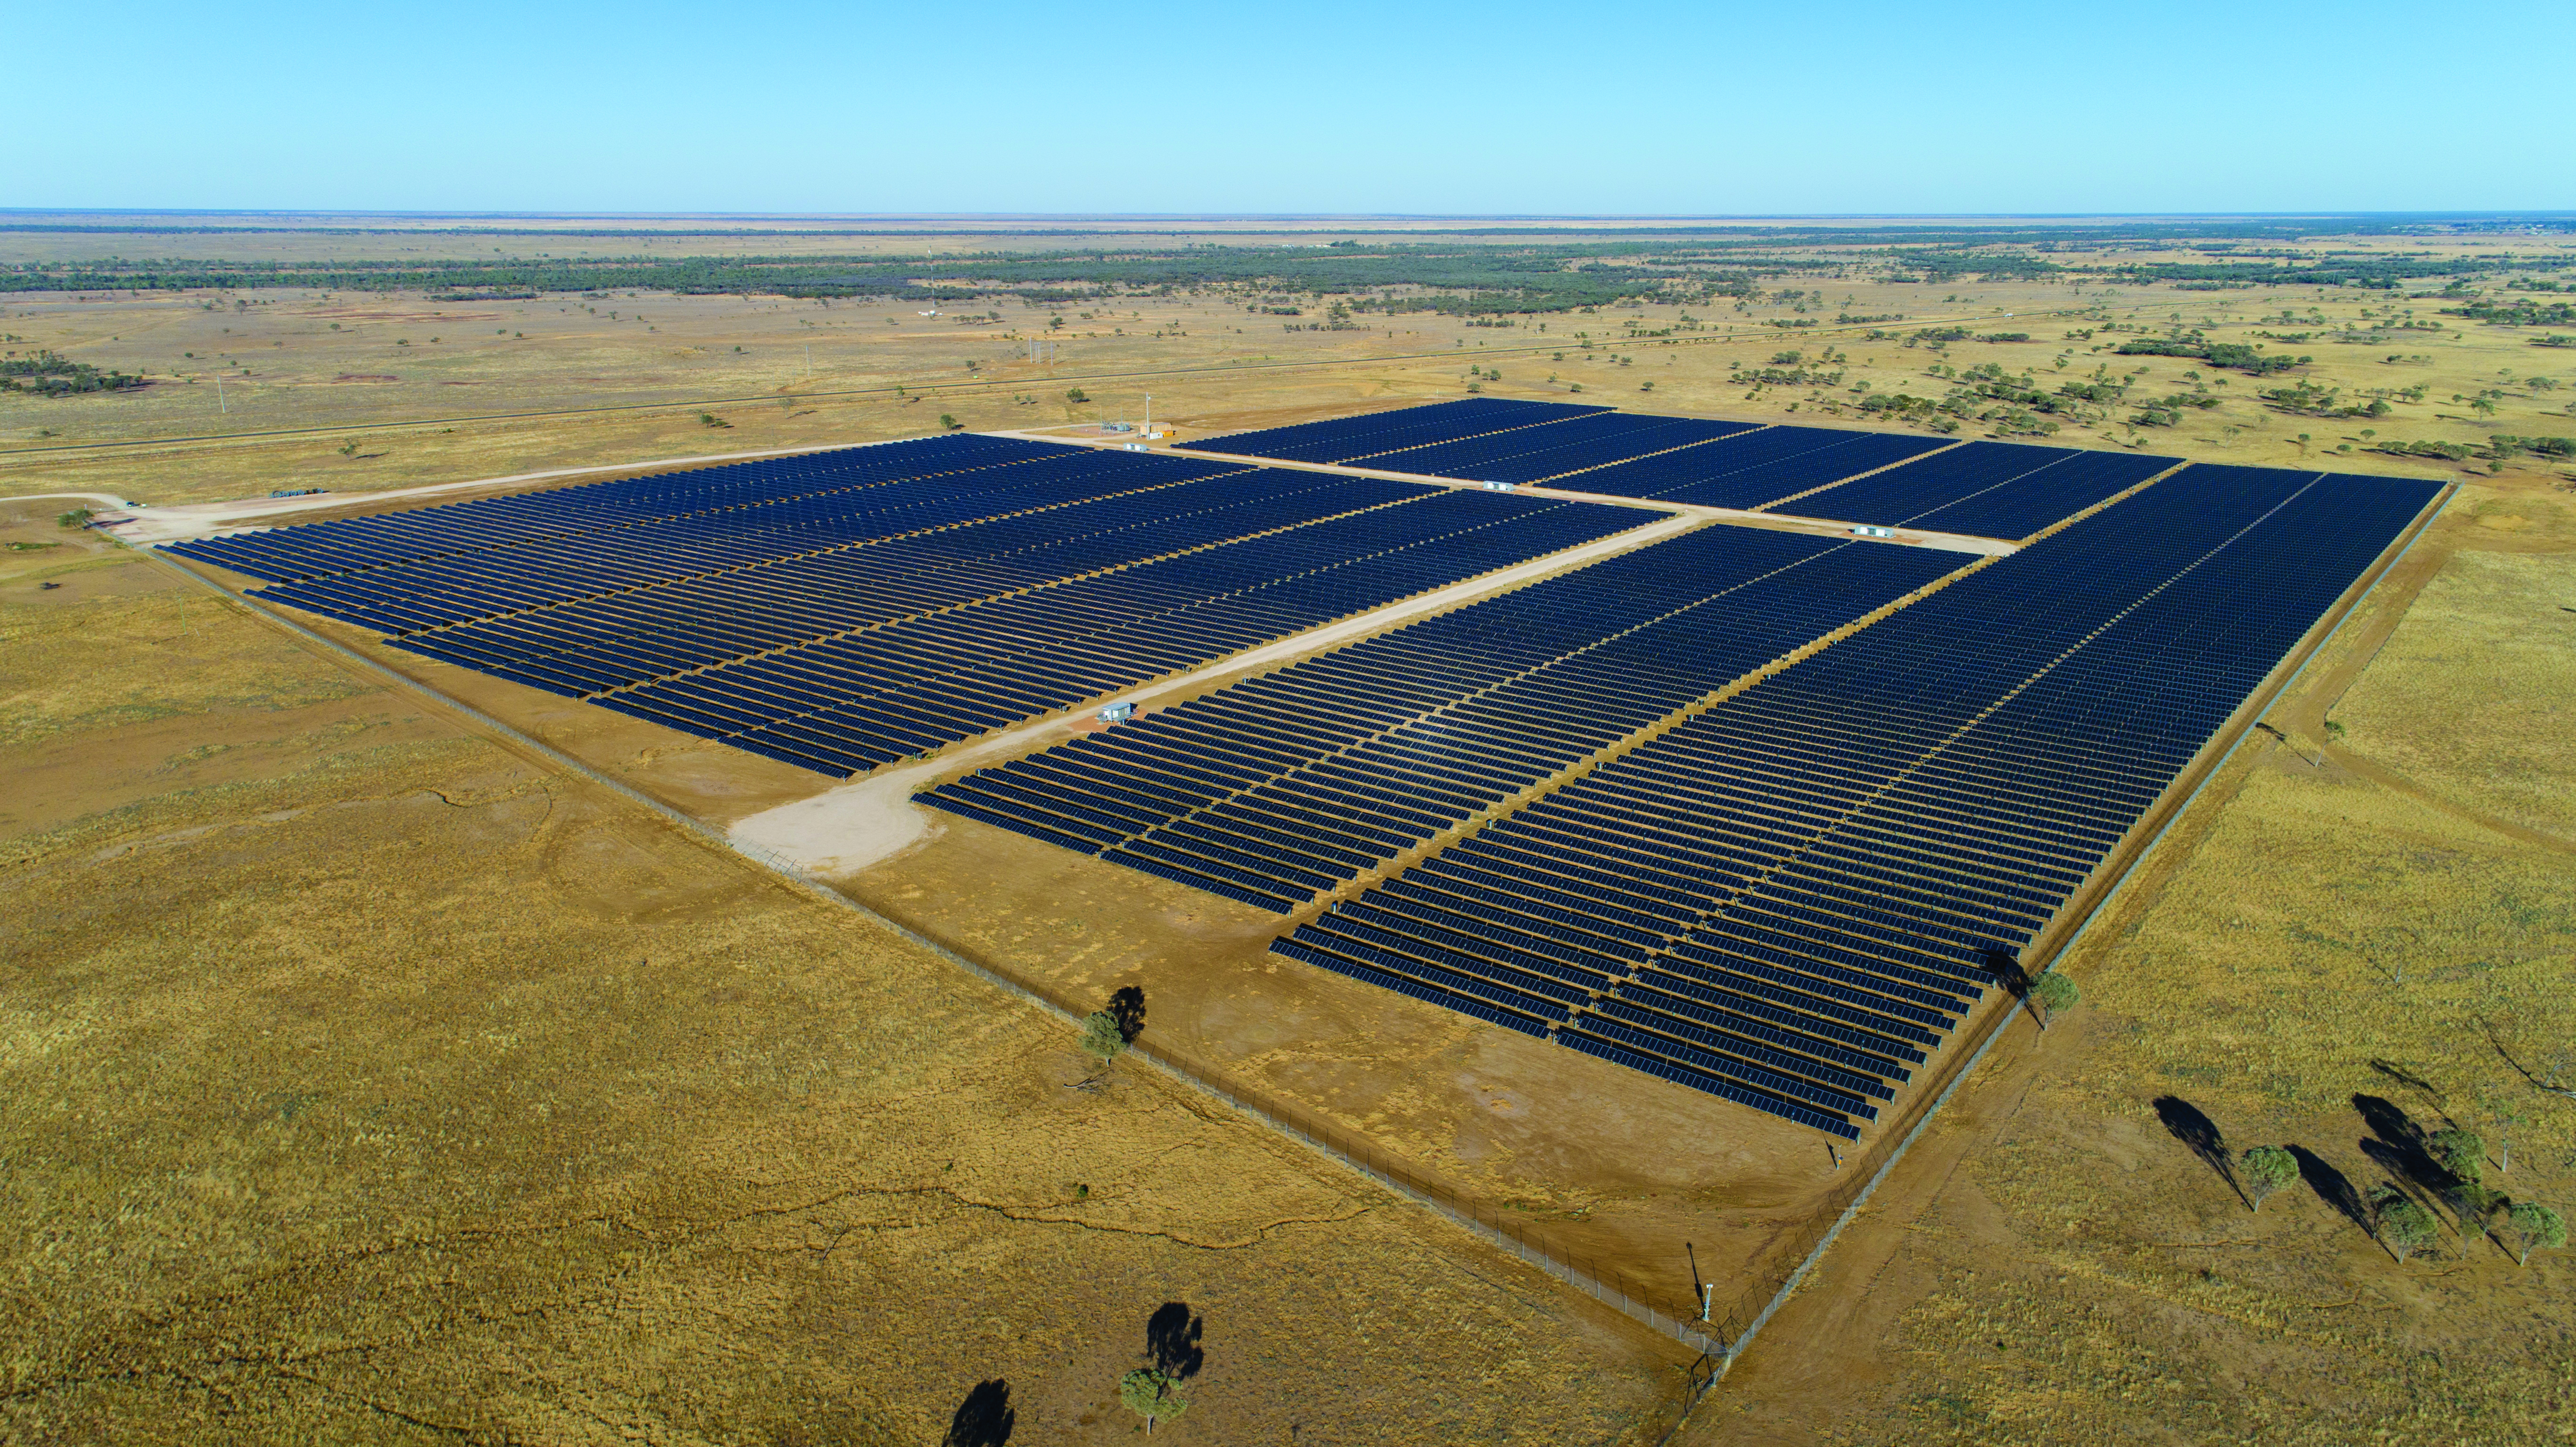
[169,437,1652,778]
[929,457,2441,1136]
[1276,465,2440,1135]
[917,528,1963,908]
[1192,402,2198,540]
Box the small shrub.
[938,413,962,431]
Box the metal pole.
[215,375,225,413]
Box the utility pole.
[215,375,226,413]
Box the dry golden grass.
[2333,497,2576,837]
[0,552,1682,1444]
[9,232,2569,515]
[1702,500,2576,1445]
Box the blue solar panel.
[1767,441,2180,539]
[171,440,1651,780]
[1193,397,1609,466]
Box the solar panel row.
[387,470,1420,694]
[557,490,1647,776]
[1193,401,2172,539]
[1191,397,1608,466]
[1563,428,1954,511]
[916,526,1964,911]
[1334,411,1761,482]
[167,433,1054,585]
[1766,442,2179,541]
[172,437,1652,781]
[1273,464,2441,1136]
[192,447,1255,634]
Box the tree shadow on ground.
[944,1380,1013,1447]
[2153,1095,2246,1206]
[2354,1093,2448,1191]
[1981,946,2040,1027]
[1108,985,1147,1044]
[1148,1301,1205,1381]
[2287,1145,2372,1233]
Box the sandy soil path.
[1,491,137,509]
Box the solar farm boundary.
[131,464,2456,1430]
[0,306,2092,462]
[139,537,1734,1381]
[1661,473,2460,1432]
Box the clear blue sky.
[12,0,2571,215]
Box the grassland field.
[2,219,2572,1445]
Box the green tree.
[2241,1146,2298,1212]
[2373,1187,2439,1263]
[2428,1128,2485,1184]
[1118,1368,1189,1434]
[56,508,92,529]
[939,413,962,431]
[2506,1202,2565,1266]
[2028,971,2080,1028]
[1065,387,1088,404]
[1079,1010,1128,1066]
